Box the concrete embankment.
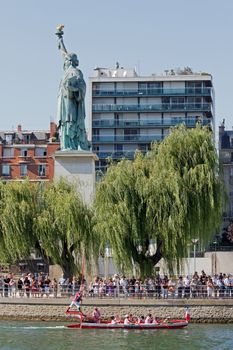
[0,298,232,323]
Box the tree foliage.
[0,180,39,262]
[94,125,225,277]
[0,179,96,278]
[35,180,97,278]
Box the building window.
[162,97,170,109]
[124,129,138,140]
[35,148,47,157]
[138,144,148,152]
[187,97,202,108]
[171,97,185,108]
[2,164,10,176]
[20,164,27,177]
[186,81,202,94]
[37,262,45,272]
[114,113,123,125]
[138,82,162,94]
[22,134,31,144]
[38,164,46,177]
[114,144,123,151]
[20,148,28,157]
[92,146,99,152]
[92,84,100,94]
[3,148,14,158]
[5,134,13,144]
[93,129,99,136]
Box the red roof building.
[0,122,60,181]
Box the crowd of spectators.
[88,271,233,299]
[0,270,233,299]
[0,273,58,298]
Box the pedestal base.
[54,150,98,204]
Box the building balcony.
[92,118,211,128]
[92,135,162,143]
[92,87,212,98]
[92,103,212,113]
[34,155,47,159]
[95,151,136,159]
[18,156,31,162]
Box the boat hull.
[67,320,188,330]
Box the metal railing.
[95,151,135,159]
[92,87,212,97]
[0,283,232,300]
[92,118,211,128]
[92,103,212,113]
[92,135,163,143]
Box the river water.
[0,321,232,350]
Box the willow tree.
[94,125,224,277]
[0,179,97,278]
[35,179,97,278]
[0,180,39,262]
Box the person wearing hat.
[124,313,133,325]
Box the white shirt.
[124,318,131,325]
[145,317,153,324]
[224,278,230,287]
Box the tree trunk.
[60,241,77,279]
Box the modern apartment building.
[0,122,60,181]
[89,66,214,172]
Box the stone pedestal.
[54,150,98,204]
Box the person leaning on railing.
[52,278,58,298]
[0,276,3,297]
[168,278,176,298]
[177,276,183,298]
[190,276,198,298]
[207,277,214,298]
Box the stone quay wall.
[0,298,232,323]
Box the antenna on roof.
[137,60,140,75]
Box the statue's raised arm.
[55,25,91,151]
[55,25,67,57]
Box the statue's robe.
[57,65,90,150]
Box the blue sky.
[0,0,233,131]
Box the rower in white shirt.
[124,314,133,325]
[145,313,153,324]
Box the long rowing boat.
[66,307,190,330]
[66,319,188,329]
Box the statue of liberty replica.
[56,25,90,151]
